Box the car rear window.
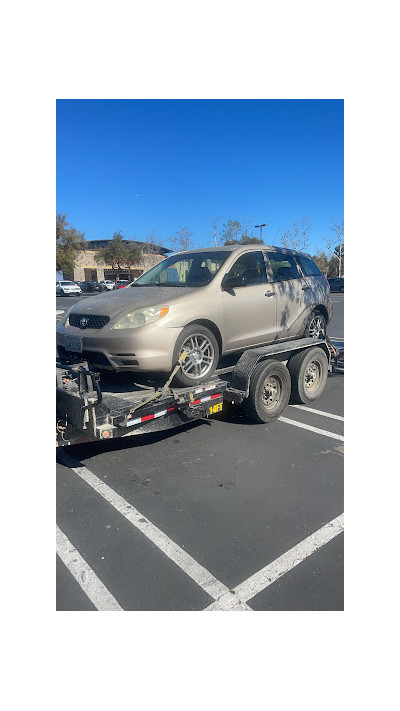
[296,255,322,277]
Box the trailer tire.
[243,360,291,423]
[172,325,220,387]
[287,346,328,404]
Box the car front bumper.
[56,321,183,372]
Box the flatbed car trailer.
[56,337,340,447]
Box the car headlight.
[112,305,169,329]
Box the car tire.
[243,360,291,423]
[304,310,327,339]
[287,346,328,404]
[172,325,219,387]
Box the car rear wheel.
[243,360,291,423]
[287,346,328,404]
[304,310,326,339]
[173,325,219,387]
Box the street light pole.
[255,223,267,241]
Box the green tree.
[220,219,263,245]
[56,213,87,275]
[312,251,330,275]
[94,232,142,282]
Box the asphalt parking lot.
[56,293,344,611]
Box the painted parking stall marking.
[58,450,251,610]
[56,525,123,611]
[205,514,344,610]
[278,416,344,442]
[58,448,344,611]
[289,404,344,422]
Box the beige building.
[64,240,172,282]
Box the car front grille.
[69,314,110,329]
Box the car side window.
[296,255,322,277]
[226,251,267,285]
[266,252,301,281]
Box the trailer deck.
[56,337,339,447]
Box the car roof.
[171,244,312,258]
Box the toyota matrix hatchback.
[56,245,332,386]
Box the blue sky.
[57,99,343,255]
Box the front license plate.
[64,335,83,353]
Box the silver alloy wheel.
[304,360,322,394]
[180,333,215,379]
[308,315,325,338]
[261,375,282,410]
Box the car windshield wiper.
[131,281,189,287]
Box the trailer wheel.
[287,346,328,404]
[243,360,291,423]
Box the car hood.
[69,286,195,320]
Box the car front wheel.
[173,325,219,387]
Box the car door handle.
[302,285,310,290]
[265,292,276,297]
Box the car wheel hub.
[180,334,215,379]
[309,316,325,338]
[305,361,321,392]
[262,376,281,409]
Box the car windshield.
[60,281,74,285]
[132,251,230,287]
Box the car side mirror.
[222,274,247,290]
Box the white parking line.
[56,525,123,611]
[58,451,344,611]
[58,450,251,610]
[205,514,344,610]
[56,310,64,315]
[278,416,344,441]
[290,405,344,422]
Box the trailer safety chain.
[125,351,189,416]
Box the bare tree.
[169,225,195,252]
[281,216,311,251]
[140,230,163,273]
[324,218,344,277]
[209,216,221,246]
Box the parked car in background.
[56,280,82,296]
[114,280,131,289]
[80,281,101,293]
[57,245,332,386]
[99,280,115,291]
[328,277,344,293]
